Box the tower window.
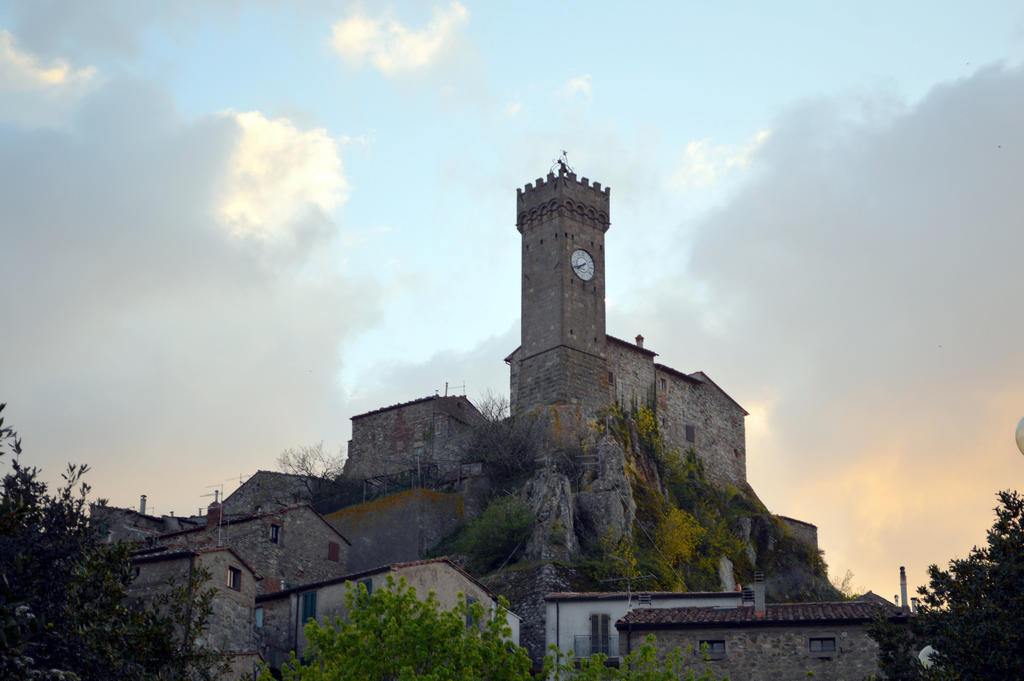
[685,425,696,443]
[269,524,281,544]
[660,378,667,392]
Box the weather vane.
[552,150,574,176]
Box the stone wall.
[159,505,349,593]
[778,515,819,552]
[221,471,316,517]
[623,623,882,681]
[514,346,610,418]
[325,486,488,572]
[657,367,747,489]
[607,336,656,406]
[343,395,482,481]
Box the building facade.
[617,601,907,681]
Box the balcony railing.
[573,634,619,659]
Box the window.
[301,591,317,623]
[254,606,263,628]
[590,613,611,655]
[809,637,837,656]
[608,371,615,385]
[327,541,340,562]
[660,378,667,392]
[699,639,726,660]
[466,596,479,628]
[435,419,444,435]
[269,524,281,544]
[685,425,696,443]
[359,578,373,595]
[227,566,241,591]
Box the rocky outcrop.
[573,435,635,549]
[521,470,578,561]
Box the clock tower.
[511,162,611,415]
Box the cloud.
[559,74,593,102]
[330,2,469,77]
[0,77,381,513]
[669,129,770,191]
[0,29,97,90]
[219,111,350,242]
[627,63,1024,594]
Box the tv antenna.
[552,150,575,176]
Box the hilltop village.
[100,165,909,680]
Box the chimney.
[206,500,222,528]
[753,571,766,616]
[139,494,147,515]
[900,566,909,614]
[635,334,644,348]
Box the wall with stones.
[607,338,656,407]
[343,396,482,481]
[515,346,610,418]
[221,471,316,517]
[159,506,349,593]
[657,368,747,489]
[624,623,881,681]
[778,516,819,552]
[325,486,487,572]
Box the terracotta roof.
[776,515,817,530]
[256,557,497,603]
[617,602,902,629]
[158,503,351,546]
[350,394,478,422]
[607,335,658,357]
[652,363,704,385]
[546,591,741,602]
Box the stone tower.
[512,164,611,415]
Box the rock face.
[572,435,636,549]
[521,470,578,561]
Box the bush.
[455,495,535,574]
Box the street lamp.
[1017,416,1024,456]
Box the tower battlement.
[516,168,610,233]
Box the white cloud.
[0,29,96,91]
[670,129,770,190]
[330,2,469,77]
[219,111,350,241]
[559,74,593,102]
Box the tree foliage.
[544,635,726,681]
[868,490,1024,681]
[453,495,535,574]
[463,396,543,484]
[0,403,227,680]
[268,575,532,681]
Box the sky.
[3,0,1024,600]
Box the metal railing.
[573,634,619,659]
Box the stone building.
[157,502,351,593]
[505,165,748,490]
[616,600,907,681]
[545,590,744,661]
[255,557,519,672]
[130,546,263,679]
[220,470,320,517]
[343,394,483,481]
[344,165,752,492]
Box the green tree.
[544,635,726,681]
[912,490,1024,680]
[0,403,228,680]
[268,575,532,681]
[455,495,534,573]
[868,490,1024,680]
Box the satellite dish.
[919,644,936,669]
[1017,416,1024,456]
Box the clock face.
[571,249,595,281]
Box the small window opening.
[227,566,241,591]
[660,378,667,391]
[328,541,340,562]
[301,591,317,622]
[699,640,726,660]
[269,524,281,544]
[255,606,264,628]
[810,637,837,654]
[685,425,696,443]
